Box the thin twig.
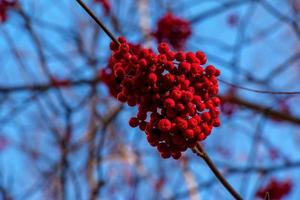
[264,192,270,200]
[219,79,300,95]
[0,78,99,93]
[75,0,119,45]
[193,143,243,200]
[223,95,300,125]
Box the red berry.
[157,43,170,54]
[129,117,139,127]
[161,152,171,159]
[184,129,194,139]
[164,98,175,109]
[172,152,182,159]
[202,112,211,122]
[158,119,172,132]
[179,62,191,73]
[176,52,186,61]
[196,51,207,64]
[171,89,182,100]
[148,73,157,85]
[176,117,188,131]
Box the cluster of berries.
[0,0,16,23]
[153,12,191,50]
[102,37,221,159]
[93,0,111,15]
[256,178,292,199]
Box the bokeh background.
[0,0,300,199]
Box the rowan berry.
[129,117,139,127]
[148,73,157,85]
[158,119,172,132]
[195,51,207,64]
[179,62,191,73]
[176,52,186,61]
[184,129,194,139]
[171,152,182,160]
[164,98,175,109]
[171,89,182,100]
[157,42,170,54]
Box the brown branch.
[0,78,99,93]
[224,95,300,125]
[192,143,243,200]
[219,78,300,95]
[75,0,119,45]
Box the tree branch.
[193,143,243,200]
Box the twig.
[223,95,300,125]
[75,0,119,45]
[192,143,243,200]
[0,78,99,94]
[264,192,270,200]
[219,79,300,95]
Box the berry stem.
[264,192,270,200]
[193,143,243,200]
[75,0,119,45]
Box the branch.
[224,95,300,125]
[0,78,99,94]
[219,78,300,95]
[75,0,119,45]
[226,160,300,174]
[192,143,243,200]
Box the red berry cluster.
[153,12,191,50]
[106,37,221,159]
[93,0,111,15]
[256,178,292,199]
[0,0,16,23]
